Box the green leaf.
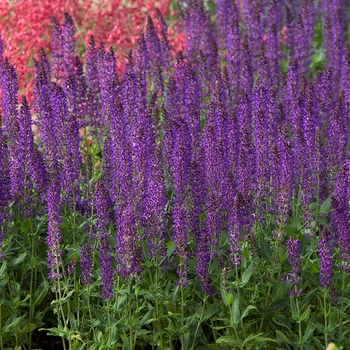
[12,252,27,266]
[20,323,37,333]
[3,316,23,333]
[240,263,254,287]
[298,306,310,322]
[135,307,155,329]
[32,280,50,307]
[216,336,241,347]
[290,297,298,321]
[267,298,289,313]
[21,218,32,234]
[242,333,277,346]
[241,305,257,320]
[276,330,292,344]
[221,290,233,307]
[166,240,176,258]
[300,289,317,307]
[231,298,240,326]
[259,232,272,260]
[202,302,221,322]
[183,331,190,350]
[0,261,7,276]
[319,197,331,214]
[304,321,315,341]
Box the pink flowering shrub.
[0,0,184,100]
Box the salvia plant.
[0,0,350,349]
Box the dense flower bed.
[0,0,349,349]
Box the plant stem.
[181,285,184,350]
[155,260,165,348]
[0,303,3,350]
[295,290,303,350]
[235,264,246,338]
[191,296,207,349]
[28,219,35,350]
[324,287,328,346]
[128,280,133,350]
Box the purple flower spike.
[0,129,11,259]
[52,17,64,83]
[173,202,189,288]
[0,34,3,61]
[63,13,76,78]
[318,227,333,287]
[100,237,113,299]
[229,192,245,266]
[46,179,64,282]
[331,156,350,270]
[80,242,93,285]
[286,237,302,295]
